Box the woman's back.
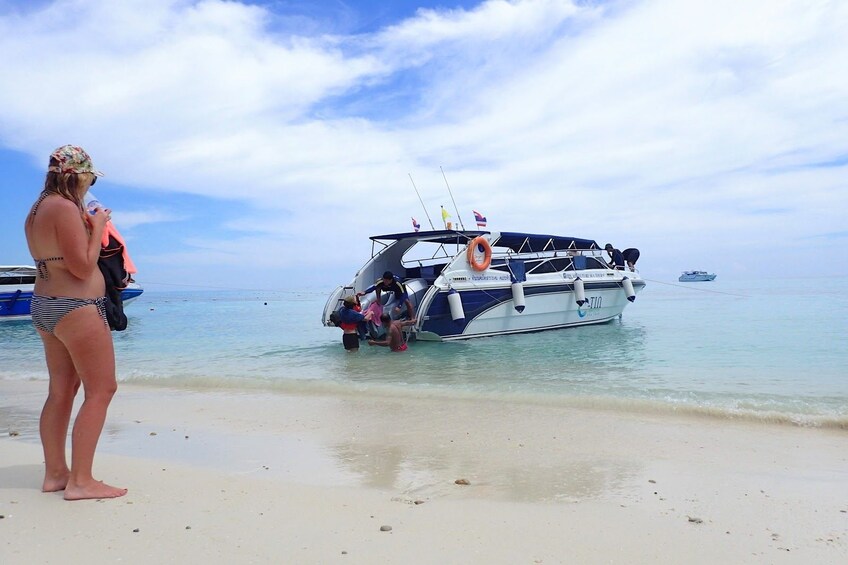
[25,193,105,299]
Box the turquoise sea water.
[1,277,846,428]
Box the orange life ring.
[467,236,492,271]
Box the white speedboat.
[678,270,716,282]
[322,230,646,341]
[0,265,144,321]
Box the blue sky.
[1,0,846,292]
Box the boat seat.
[405,264,444,284]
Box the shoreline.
[4,371,846,430]
[2,379,847,563]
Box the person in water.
[23,145,127,500]
[368,313,416,352]
[604,243,625,270]
[357,270,415,319]
[337,295,373,351]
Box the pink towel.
[364,302,384,326]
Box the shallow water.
[1,277,846,427]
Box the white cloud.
[111,209,185,230]
[1,0,847,286]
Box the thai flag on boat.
[411,217,420,232]
[473,210,487,228]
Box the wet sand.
[1,379,846,564]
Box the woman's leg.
[54,305,126,500]
[38,331,81,492]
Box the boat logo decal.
[470,274,509,282]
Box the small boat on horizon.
[0,265,144,321]
[679,270,716,282]
[322,229,646,341]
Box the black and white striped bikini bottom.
[31,295,108,334]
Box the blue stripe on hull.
[420,281,643,339]
[0,290,33,317]
[121,288,144,301]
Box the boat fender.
[622,276,636,302]
[574,277,586,307]
[447,288,465,321]
[467,236,492,271]
[511,281,526,313]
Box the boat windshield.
[0,267,37,285]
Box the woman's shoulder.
[37,195,82,222]
[40,194,78,211]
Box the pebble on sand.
[455,479,470,485]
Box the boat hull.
[678,274,716,282]
[419,280,644,340]
[0,286,144,321]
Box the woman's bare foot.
[42,469,71,492]
[64,479,127,501]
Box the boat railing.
[398,245,611,282]
[489,248,609,275]
[321,284,355,326]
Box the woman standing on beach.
[23,145,126,500]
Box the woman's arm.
[54,200,108,280]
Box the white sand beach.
[1,379,846,564]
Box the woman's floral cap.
[47,145,104,176]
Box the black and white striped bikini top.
[31,191,64,280]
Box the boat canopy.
[369,230,598,252]
[370,230,489,244]
[493,232,598,253]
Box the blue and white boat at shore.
[323,230,646,341]
[0,265,144,321]
[678,270,716,282]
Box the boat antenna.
[408,173,436,230]
[441,166,466,231]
